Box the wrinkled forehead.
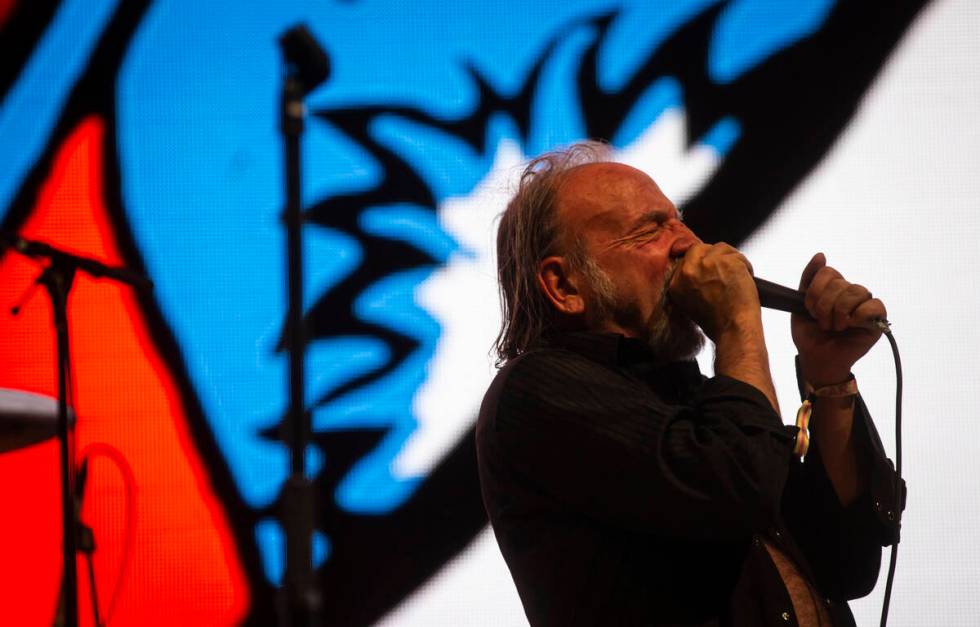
[556,162,676,241]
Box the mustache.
[660,260,682,309]
[663,259,681,288]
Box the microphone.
[754,276,891,330]
[754,277,807,315]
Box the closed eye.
[604,208,681,249]
[606,226,662,249]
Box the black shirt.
[476,332,903,626]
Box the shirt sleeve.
[486,348,800,541]
[781,390,906,600]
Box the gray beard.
[584,258,705,363]
[642,295,705,363]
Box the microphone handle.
[754,277,808,316]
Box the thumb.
[799,252,826,290]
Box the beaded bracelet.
[793,375,859,459]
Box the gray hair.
[493,140,611,364]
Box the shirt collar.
[538,331,704,402]
[543,331,701,373]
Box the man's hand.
[668,242,760,341]
[793,253,884,505]
[792,253,886,386]
[670,243,780,412]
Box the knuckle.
[687,242,708,258]
[817,266,840,281]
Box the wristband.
[793,375,858,459]
[809,375,858,399]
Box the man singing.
[476,142,902,626]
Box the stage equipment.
[1,231,151,627]
[276,23,329,627]
[0,388,73,453]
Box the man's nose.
[667,222,700,258]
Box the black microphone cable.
[875,319,904,627]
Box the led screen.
[0,1,976,625]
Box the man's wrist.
[713,317,780,413]
[797,358,854,389]
[713,311,764,347]
[714,316,769,374]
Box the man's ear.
[537,256,586,316]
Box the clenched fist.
[792,253,886,387]
[667,242,761,342]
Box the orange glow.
[0,117,249,624]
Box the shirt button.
[781,611,790,621]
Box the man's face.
[556,162,704,360]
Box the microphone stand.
[276,25,328,627]
[1,232,152,627]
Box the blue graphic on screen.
[100,0,834,583]
[0,0,118,219]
